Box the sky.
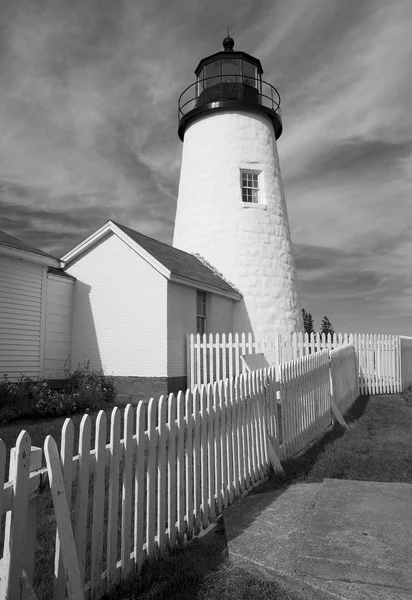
[1,0,412,335]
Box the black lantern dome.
[178,37,282,141]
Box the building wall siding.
[167,283,196,378]
[167,282,234,378]
[0,254,44,380]
[210,294,234,335]
[66,233,168,377]
[44,274,74,379]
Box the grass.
[1,390,412,599]
[105,542,302,600]
[281,389,412,484]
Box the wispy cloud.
[1,0,411,334]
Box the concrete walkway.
[223,478,412,599]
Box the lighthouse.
[173,36,303,338]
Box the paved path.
[223,478,412,599]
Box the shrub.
[0,365,116,424]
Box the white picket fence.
[0,343,361,600]
[0,369,278,600]
[188,332,407,394]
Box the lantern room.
[178,36,283,141]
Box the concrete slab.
[224,477,412,599]
[296,478,412,592]
[224,481,323,573]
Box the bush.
[0,365,116,424]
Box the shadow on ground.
[280,394,371,485]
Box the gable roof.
[62,220,241,300]
[0,229,61,267]
[112,221,240,297]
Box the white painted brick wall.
[66,233,168,377]
[173,110,303,337]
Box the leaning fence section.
[279,349,331,460]
[330,344,359,415]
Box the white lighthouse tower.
[173,36,303,337]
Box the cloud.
[0,0,411,334]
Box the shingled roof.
[0,229,60,261]
[112,221,240,298]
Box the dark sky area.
[1,0,412,334]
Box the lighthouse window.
[241,171,259,203]
[196,290,208,336]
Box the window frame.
[196,289,208,336]
[240,169,261,204]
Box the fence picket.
[208,333,214,384]
[185,389,194,540]
[157,396,168,552]
[44,436,85,600]
[236,376,246,493]
[196,334,201,386]
[74,415,91,588]
[192,388,201,535]
[176,392,186,543]
[206,384,216,521]
[107,407,121,590]
[54,418,75,600]
[232,378,240,497]
[121,405,134,579]
[218,381,228,507]
[215,333,221,383]
[199,387,209,529]
[167,394,178,546]
[225,379,234,504]
[213,382,222,514]
[90,411,107,599]
[146,398,157,555]
[134,402,147,571]
[1,432,31,600]
[202,334,208,386]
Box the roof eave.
[0,245,61,267]
[169,273,242,300]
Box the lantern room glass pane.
[221,58,240,82]
[204,61,220,87]
[242,60,257,87]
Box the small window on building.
[241,170,259,203]
[196,290,207,336]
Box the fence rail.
[188,332,405,394]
